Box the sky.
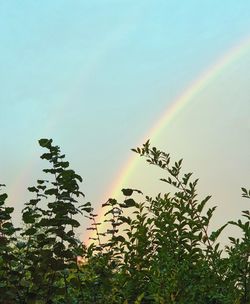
[0,1,250,242]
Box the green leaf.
[197,196,211,213]
[121,198,138,208]
[24,227,37,235]
[121,188,133,196]
[74,173,83,182]
[0,193,8,202]
[53,242,66,255]
[41,153,52,160]
[2,222,13,229]
[241,187,248,194]
[39,138,52,148]
[121,188,143,196]
[28,186,39,193]
[60,161,69,168]
[119,216,131,225]
[67,218,80,228]
[45,188,58,196]
[114,235,125,243]
[209,223,228,242]
[16,241,26,249]
[81,207,92,213]
[37,179,46,184]
[23,212,36,224]
[5,207,14,214]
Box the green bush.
[0,139,249,303]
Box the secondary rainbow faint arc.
[85,36,250,243]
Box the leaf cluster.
[0,139,249,303]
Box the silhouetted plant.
[0,139,249,303]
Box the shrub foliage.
[0,139,249,303]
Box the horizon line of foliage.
[0,138,249,303]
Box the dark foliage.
[0,139,249,303]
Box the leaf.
[206,206,217,219]
[74,173,83,182]
[197,196,212,213]
[114,235,125,243]
[24,227,37,235]
[121,198,138,208]
[241,187,248,194]
[43,168,59,174]
[119,216,131,225]
[81,207,92,213]
[53,242,66,255]
[135,293,145,304]
[5,207,14,214]
[209,223,228,242]
[29,199,41,205]
[28,186,39,193]
[37,185,46,191]
[41,153,52,160]
[39,138,52,148]
[23,212,36,224]
[16,241,26,249]
[60,161,69,168]
[0,193,8,202]
[131,148,138,153]
[2,222,13,229]
[37,179,46,184]
[67,218,80,228]
[45,188,58,196]
[121,188,133,196]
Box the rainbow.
[85,36,250,244]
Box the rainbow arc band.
[85,36,250,245]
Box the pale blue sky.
[0,1,250,238]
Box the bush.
[0,139,249,303]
